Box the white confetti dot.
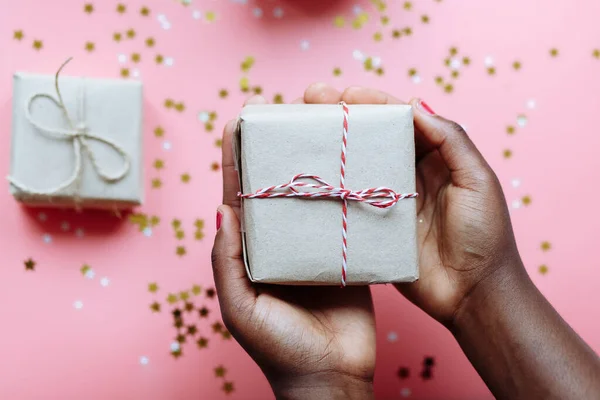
[253,7,263,18]
[38,212,47,222]
[352,49,365,61]
[400,388,412,397]
[73,300,83,310]
[273,7,284,18]
[100,277,110,287]
[139,356,149,365]
[411,75,422,84]
[143,227,153,237]
[192,10,202,19]
[118,54,127,64]
[161,21,172,30]
[75,228,85,238]
[170,342,181,352]
[517,115,528,128]
[484,56,495,67]
[85,269,96,279]
[157,14,167,23]
[163,141,172,151]
[450,58,461,70]
[371,56,382,68]
[132,69,140,78]
[164,57,174,67]
[42,234,52,244]
[387,331,398,342]
[527,99,536,109]
[198,111,210,122]
[300,40,310,51]
[511,178,521,188]
[512,200,521,209]
[60,221,70,231]
[353,5,363,15]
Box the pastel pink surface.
[1,0,599,399]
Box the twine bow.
[239,102,418,286]
[7,58,130,198]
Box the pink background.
[1,0,599,399]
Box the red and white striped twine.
[239,102,418,287]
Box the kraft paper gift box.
[8,63,143,209]
[234,104,419,286]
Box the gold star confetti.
[150,302,161,312]
[539,265,549,275]
[164,99,174,108]
[148,283,159,293]
[195,219,204,228]
[434,76,444,85]
[506,125,516,135]
[150,216,160,226]
[513,61,522,70]
[206,288,216,298]
[174,319,184,329]
[421,15,430,23]
[522,195,532,206]
[240,56,255,72]
[252,86,263,95]
[375,67,385,76]
[181,173,191,183]
[153,159,164,170]
[140,6,150,16]
[215,366,227,377]
[113,32,122,42]
[487,67,496,75]
[126,29,136,39]
[462,57,471,65]
[222,382,234,394]
[166,293,178,304]
[184,302,194,312]
[155,54,164,64]
[449,47,458,56]
[205,11,216,22]
[13,30,24,41]
[403,27,413,36]
[209,111,217,121]
[116,3,126,13]
[195,231,205,240]
[204,122,214,132]
[179,291,190,301]
[541,241,552,251]
[373,32,383,42]
[273,94,284,104]
[550,48,559,57]
[154,126,165,137]
[503,149,512,159]
[199,307,209,317]
[187,325,198,335]
[333,67,342,76]
[403,1,413,10]
[145,37,155,47]
[151,178,162,188]
[33,40,43,50]
[352,13,369,30]
[212,322,223,333]
[131,53,141,63]
[239,76,250,92]
[84,3,94,14]
[408,68,417,77]
[171,349,183,359]
[222,330,232,340]
[210,162,220,171]
[172,219,181,229]
[192,285,202,295]
[333,15,345,28]
[176,334,186,344]
[451,70,460,79]
[197,337,208,348]
[392,30,401,39]
[175,230,185,240]
[80,264,91,275]
[24,258,36,271]
[214,139,222,149]
[172,308,182,318]
[175,102,185,112]
[444,83,454,93]
[84,42,95,52]
[381,15,390,25]
[176,246,186,257]
[593,49,600,59]
[444,58,451,67]
[219,89,229,98]
[120,68,130,78]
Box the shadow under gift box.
[8,72,144,210]
[234,104,418,286]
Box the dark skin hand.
[212,83,600,400]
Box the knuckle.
[445,120,467,136]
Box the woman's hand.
[212,94,376,400]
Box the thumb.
[211,205,256,321]
[411,98,492,189]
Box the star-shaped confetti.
[381,15,390,25]
[174,319,184,329]
[195,231,205,240]
[403,27,413,36]
[116,3,126,13]
[421,15,430,23]
[172,219,182,229]
[206,288,216,298]
[506,125,516,135]
[373,32,383,42]
[180,173,191,183]
[85,42,95,52]
[541,241,552,251]
[140,6,150,16]
[513,61,522,70]
[503,149,513,159]
[179,291,190,301]
[145,37,155,47]
[153,159,164,170]
[539,265,549,275]
[13,30,24,41]
[219,89,229,98]
[205,11,216,22]
[205,122,214,132]
[403,1,413,10]
[199,307,209,318]
[148,282,159,293]
[184,302,194,312]
[131,53,141,63]
[421,368,433,380]
[462,57,471,65]
[222,382,234,394]
[550,48,559,57]
[172,309,182,318]
[192,285,202,295]
[215,138,222,147]
[126,29,136,39]
[175,230,185,240]
[444,83,454,93]
[150,302,161,312]
[210,162,220,171]
[33,40,43,50]
[24,258,36,271]
[522,195,532,206]
[435,76,444,85]
[151,178,162,189]
[154,126,165,137]
[113,32,122,42]
[197,337,208,348]
[176,334,186,344]
[252,86,263,95]
[166,293,178,304]
[222,331,232,340]
[487,67,496,76]
[120,68,130,78]
[214,366,227,377]
[171,349,183,359]
[80,264,91,275]
[594,49,600,59]
[333,16,345,28]
[273,94,284,104]
[84,3,94,14]
[175,102,185,112]
[212,322,223,333]
[187,325,198,335]
[392,29,401,39]
[398,367,410,379]
[150,216,160,226]
[176,246,186,256]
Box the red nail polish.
[216,211,223,230]
[419,100,436,115]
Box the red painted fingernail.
[216,210,223,231]
[419,100,436,115]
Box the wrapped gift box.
[234,104,418,286]
[8,67,143,209]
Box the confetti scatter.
[398,367,410,379]
[14,30,24,40]
[24,258,36,271]
[222,382,234,394]
[33,40,43,51]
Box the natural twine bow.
[7,58,130,199]
[239,102,418,286]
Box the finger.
[341,86,406,104]
[212,206,257,320]
[410,98,492,189]
[291,97,305,104]
[304,82,343,104]
[222,120,242,214]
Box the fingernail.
[216,210,223,231]
[418,99,436,115]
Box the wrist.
[269,372,374,400]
